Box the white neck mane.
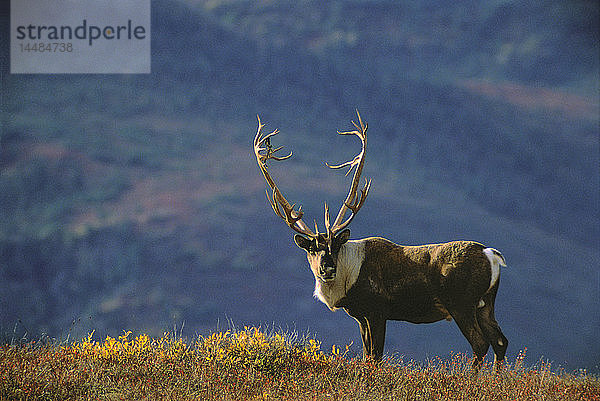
[314,240,365,310]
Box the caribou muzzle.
[318,265,336,282]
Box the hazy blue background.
[1,0,598,371]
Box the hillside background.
[1,0,598,371]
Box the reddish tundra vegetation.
[1,327,598,400]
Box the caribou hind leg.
[449,307,490,371]
[477,284,508,371]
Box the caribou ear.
[294,234,312,250]
[335,229,351,245]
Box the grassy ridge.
[1,327,598,400]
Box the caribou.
[253,112,508,369]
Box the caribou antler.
[253,116,316,237]
[327,110,371,234]
[253,111,370,239]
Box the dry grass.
[1,327,598,400]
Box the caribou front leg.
[357,315,386,361]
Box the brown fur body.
[338,238,489,321]
[329,237,508,366]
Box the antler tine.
[332,178,371,233]
[254,116,316,237]
[324,202,332,242]
[328,110,371,234]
